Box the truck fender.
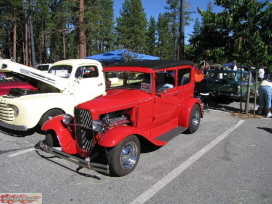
[98,126,146,147]
[178,98,201,128]
[41,115,77,154]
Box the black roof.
[107,60,195,70]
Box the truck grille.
[74,107,95,152]
[0,102,16,121]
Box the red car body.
[0,81,38,96]
[40,60,204,176]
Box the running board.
[36,140,109,175]
[155,126,187,142]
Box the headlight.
[92,120,103,131]
[62,114,73,125]
[7,104,19,117]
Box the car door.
[152,68,193,128]
[152,69,178,127]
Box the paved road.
[0,104,271,204]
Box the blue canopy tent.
[223,62,234,67]
[85,49,160,64]
[223,62,249,70]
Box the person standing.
[233,61,238,70]
[258,67,265,81]
[258,78,272,117]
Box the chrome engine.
[101,111,130,127]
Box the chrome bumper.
[36,140,109,175]
[0,120,28,131]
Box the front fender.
[178,98,202,128]
[98,126,146,147]
[42,115,77,154]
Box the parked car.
[205,69,260,100]
[38,60,204,176]
[0,59,106,131]
[0,70,38,95]
[36,63,53,72]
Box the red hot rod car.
[38,60,204,176]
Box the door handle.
[98,83,102,86]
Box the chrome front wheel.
[107,135,140,176]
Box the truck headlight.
[62,114,73,125]
[92,120,103,131]
[7,104,19,117]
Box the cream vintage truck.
[0,59,106,131]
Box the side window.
[156,70,175,91]
[75,66,98,79]
[178,68,191,86]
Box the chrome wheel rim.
[192,109,200,126]
[120,142,138,170]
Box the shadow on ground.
[0,126,39,137]
[207,96,258,113]
[257,127,272,134]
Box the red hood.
[77,89,152,113]
[0,81,37,95]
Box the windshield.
[105,71,152,93]
[49,65,72,78]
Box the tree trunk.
[25,17,29,65]
[13,22,16,62]
[79,0,86,59]
[63,32,66,59]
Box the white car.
[0,59,106,131]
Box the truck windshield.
[105,71,152,93]
[49,65,72,78]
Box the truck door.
[73,66,105,104]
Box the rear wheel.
[186,104,201,134]
[107,135,140,177]
[39,109,63,128]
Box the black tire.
[45,131,59,147]
[186,104,201,134]
[39,109,63,128]
[107,135,140,177]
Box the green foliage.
[157,13,172,59]
[146,16,157,56]
[4,0,272,71]
[115,0,147,53]
[189,0,272,69]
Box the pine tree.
[146,16,157,56]
[0,0,22,62]
[115,0,147,53]
[97,0,115,53]
[157,13,172,59]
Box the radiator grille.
[74,107,95,152]
[0,102,16,121]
